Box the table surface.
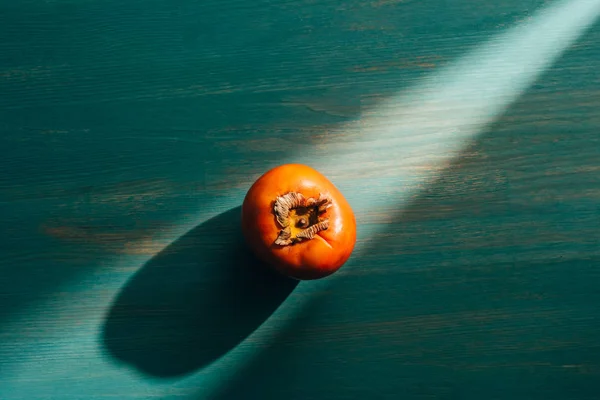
[1,0,600,399]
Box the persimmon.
[241,163,356,280]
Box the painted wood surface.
[1,0,599,399]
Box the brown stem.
[272,192,332,246]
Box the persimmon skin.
[241,163,356,280]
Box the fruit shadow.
[100,206,298,379]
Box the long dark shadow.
[100,206,298,378]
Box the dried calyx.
[273,192,332,246]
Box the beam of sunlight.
[1,0,599,399]
[313,0,600,221]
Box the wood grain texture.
[1,0,599,399]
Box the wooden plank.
[0,0,599,399]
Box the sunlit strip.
[312,0,600,220]
[0,0,599,399]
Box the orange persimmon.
[241,163,356,280]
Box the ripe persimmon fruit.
[241,163,356,280]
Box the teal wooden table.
[1,0,600,399]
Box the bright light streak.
[312,0,600,221]
[1,0,599,399]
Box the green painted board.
[1,0,600,399]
